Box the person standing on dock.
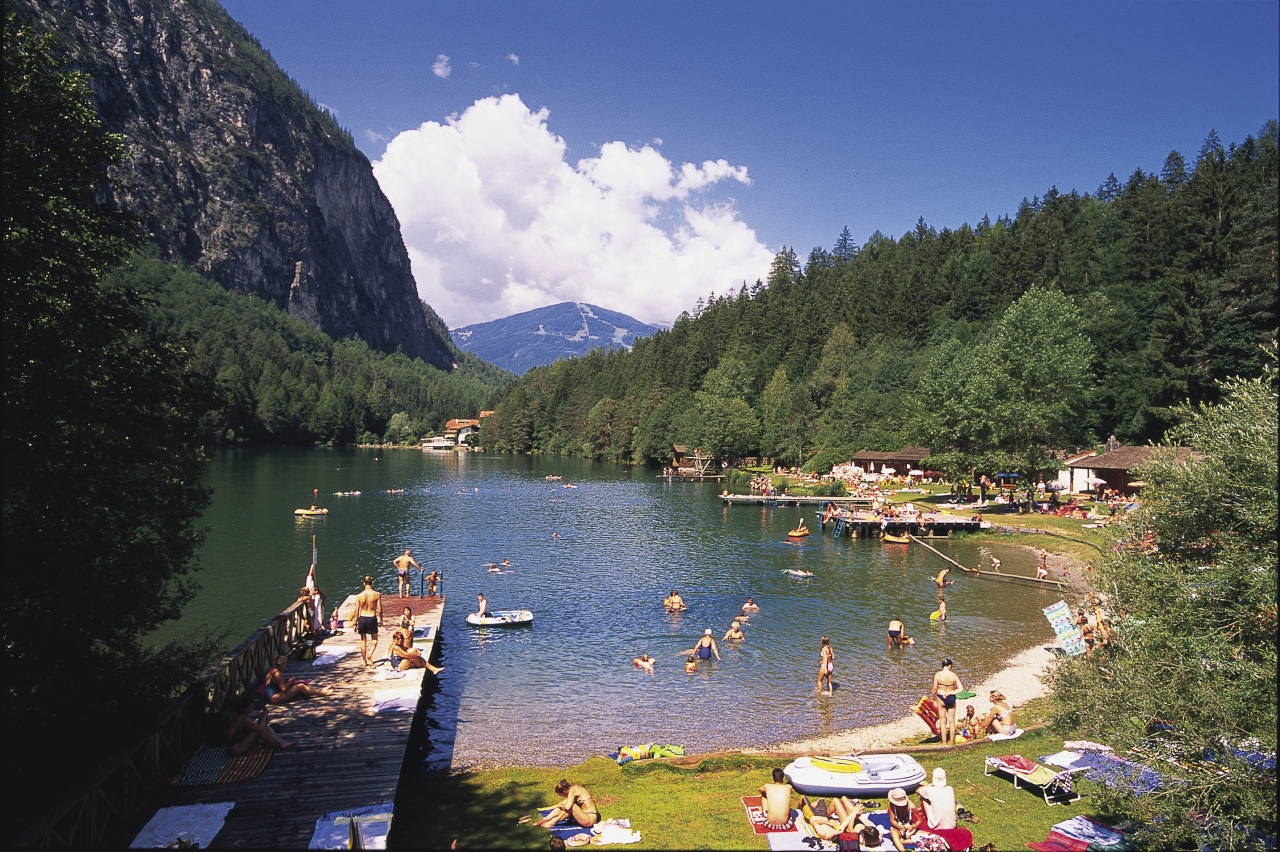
[355,576,383,667]
[393,549,420,598]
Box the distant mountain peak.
[452,302,662,374]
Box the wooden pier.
[721,494,873,507]
[144,593,445,848]
[909,535,1065,589]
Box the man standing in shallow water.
[354,576,382,667]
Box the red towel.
[931,827,975,850]
[1026,830,1091,852]
[995,754,1039,773]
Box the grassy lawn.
[391,699,1122,849]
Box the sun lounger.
[984,755,1083,805]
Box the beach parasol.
[908,469,924,476]
[1084,476,1107,485]
[881,467,897,475]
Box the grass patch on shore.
[393,711,1123,849]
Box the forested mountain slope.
[121,253,513,445]
[7,0,455,367]
[481,125,1277,468]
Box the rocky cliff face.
[8,0,454,368]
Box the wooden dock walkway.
[721,494,873,506]
[909,535,1066,589]
[148,593,445,848]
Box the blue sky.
[221,1,1278,327]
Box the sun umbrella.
[881,467,897,475]
[1084,476,1107,485]
[908,469,924,476]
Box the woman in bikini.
[534,780,599,828]
[818,636,835,695]
[389,630,443,675]
[398,606,416,642]
[225,693,291,754]
[263,656,332,704]
[979,690,1017,736]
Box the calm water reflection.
[174,448,1058,769]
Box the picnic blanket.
[130,802,235,848]
[308,801,393,849]
[741,796,797,834]
[1043,750,1166,795]
[177,743,273,785]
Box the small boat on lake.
[881,533,910,544]
[784,753,926,797]
[787,527,810,538]
[466,609,533,627]
[294,507,329,516]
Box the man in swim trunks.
[758,767,795,830]
[354,576,382,667]
[931,658,964,744]
[887,618,905,650]
[392,550,419,598]
[934,567,952,588]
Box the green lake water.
[172,447,1061,769]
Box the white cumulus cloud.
[506,52,519,65]
[432,55,451,78]
[372,94,773,327]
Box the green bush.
[810,480,848,497]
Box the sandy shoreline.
[749,643,1059,755]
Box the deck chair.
[985,755,1084,805]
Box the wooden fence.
[15,601,312,848]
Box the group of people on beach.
[759,764,967,851]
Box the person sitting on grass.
[978,690,1017,736]
[916,767,957,830]
[390,630,444,675]
[805,796,876,841]
[530,780,599,829]
[263,655,332,704]
[759,767,794,830]
[886,787,921,851]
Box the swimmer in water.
[693,629,720,661]
[633,654,655,673]
[664,590,687,612]
[742,596,760,611]
[685,655,697,673]
[887,618,905,650]
[723,621,745,641]
[989,555,1001,573]
[501,558,511,567]
[934,568,953,588]
[488,563,500,573]
[936,596,947,622]
[551,531,560,538]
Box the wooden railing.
[15,601,313,848]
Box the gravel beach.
[755,643,1059,754]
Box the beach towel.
[130,802,235,848]
[177,743,273,785]
[741,796,797,834]
[311,650,349,667]
[1026,831,1091,852]
[1051,815,1126,847]
[765,826,837,851]
[371,687,420,713]
[593,821,642,845]
[1066,751,1167,795]
[988,728,1024,741]
[308,801,393,849]
[858,813,972,851]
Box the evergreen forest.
[480,124,1278,477]
[121,251,514,446]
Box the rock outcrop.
[8,0,453,368]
